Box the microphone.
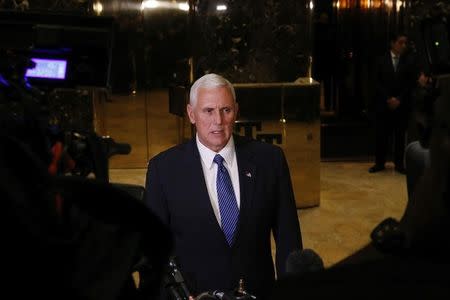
[285,249,324,276]
[194,278,257,300]
[196,290,255,300]
[164,256,193,300]
[195,291,233,300]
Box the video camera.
[0,10,115,89]
[0,11,130,182]
[0,52,130,181]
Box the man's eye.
[223,108,231,113]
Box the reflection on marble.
[257,120,320,208]
[104,89,179,168]
[195,0,312,82]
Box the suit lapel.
[186,139,225,236]
[387,54,396,74]
[234,136,256,245]
[397,55,407,74]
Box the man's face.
[187,86,238,152]
[391,35,408,56]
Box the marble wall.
[3,0,447,88]
[194,0,312,83]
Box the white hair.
[189,73,236,107]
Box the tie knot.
[214,154,224,166]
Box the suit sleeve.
[144,157,170,226]
[272,147,302,277]
[375,56,390,110]
[144,158,175,299]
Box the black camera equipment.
[158,256,256,300]
[64,130,131,182]
[164,256,194,300]
[0,10,115,89]
[0,10,129,182]
[133,255,192,300]
[1,61,130,182]
[195,288,256,300]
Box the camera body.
[0,10,115,89]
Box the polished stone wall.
[3,0,446,88]
[194,0,312,83]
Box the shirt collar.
[391,51,399,59]
[196,134,236,170]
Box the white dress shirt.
[196,134,241,225]
[391,51,400,71]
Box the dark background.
[1,0,449,160]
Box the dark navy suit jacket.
[374,52,417,120]
[144,134,302,298]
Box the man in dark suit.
[369,33,417,174]
[144,73,302,298]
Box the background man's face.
[187,86,238,152]
[391,36,408,56]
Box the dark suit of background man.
[369,33,417,174]
[144,73,302,298]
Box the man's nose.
[214,110,223,124]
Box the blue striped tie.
[214,154,239,246]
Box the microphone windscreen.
[286,249,324,275]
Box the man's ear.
[187,104,195,124]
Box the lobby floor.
[103,89,407,268]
